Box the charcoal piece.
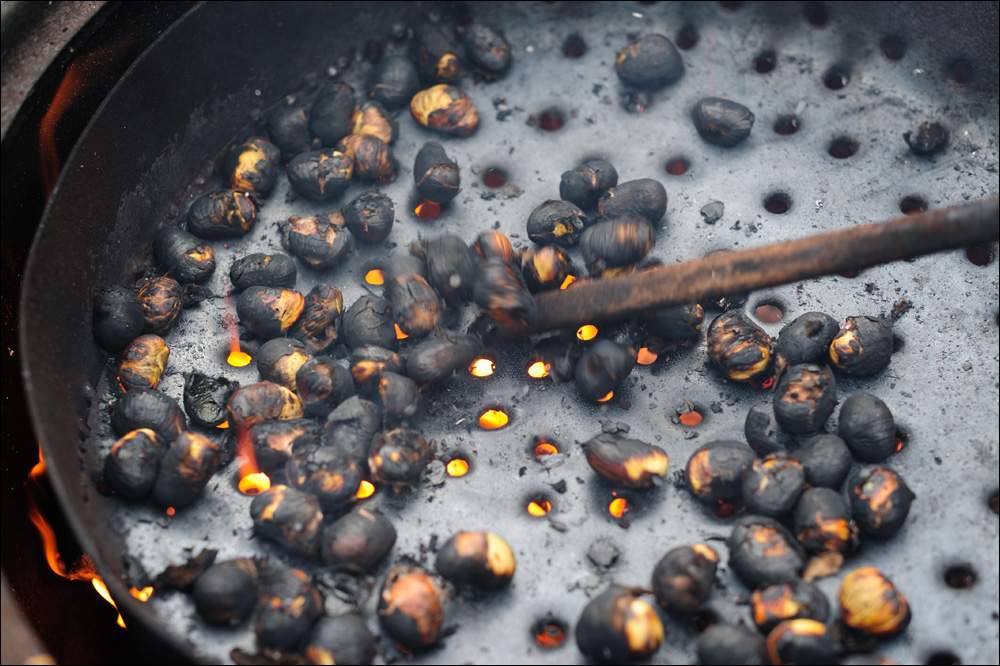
[137,276,183,334]
[417,234,479,304]
[286,149,353,201]
[848,467,914,537]
[829,316,893,376]
[728,515,806,587]
[696,623,767,665]
[741,457,805,518]
[256,337,312,390]
[223,137,281,194]
[236,286,305,339]
[751,581,830,633]
[772,364,836,435]
[377,566,444,652]
[692,97,755,147]
[645,303,704,341]
[464,23,511,77]
[322,507,397,573]
[793,433,852,488]
[265,103,312,158]
[296,356,355,418]
[250,485,324,558]
[153,227,216,284]
[520,246,572,292]
[838,393,896,462]
[183,373,239,428]
[410,23,461,83]
[435,531,517,588]
[309,83,356,146]
[410,84,479,136]
[368,427,431,492]
[93,285,145,352]
[292,284,344,353]
[700,200,724,224]
[255,561,323,652]
[151,431,219,509]
[473,258,537,327]
[775,311,839,367]
[560,159,619,210]
[766,619,839,665]
[903,121,948,156]
[342,191,395,243]
[651,544,718,615]
[283,212,351,269]
[324,396,382,470]
[186,189,257,239]
[597,178,668,225]
[369,55,420,110]
[226,381,303,430]
[686,440,756,512]
[579,217,655,275]
[706,310,774,384]
[304,614,378,665]
[583,432,668,488]
[287,447,363,516]
[104,428,163,499]
[250,418,322,474]
[616,34,684,88]
[792,487,859,555]
[229,253,297,292]
[118,334,169,391]
[526,200,587,247]
[349,346,406,394]
[744,406,791,457]
[575,585,664,662]
[112,388,186,442]
[193,559,259,627]
[575,340,637,402]
[405,332,483,385]
[336,133,397,182]
[413,142,461,204]
[342,295,396,350]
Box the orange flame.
[576,324,598,341]
[394,323,409,340]
[597,391,614,403]
[527,499,552,516]
[637,347,658,365]
[479,408,509,429]
[527,361,550,378]
[559,275,576,290]
[357,480,376,498]
[217,420,230,429]
[166,507,176,516]
[239,472,271,495]
[365,269,385,285]
[469,358,495,377]
[130,586,154,602]
[609,497,629,518]
[535,441,558,456]
[446,459,470,477]
[415,200,442,219]
[236,426,268,495]
[224,292,252,366]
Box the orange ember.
[535,622,565,648]
[224,292,251,366]
[895,434,905,452]
[394,323,409,339]
[365,269,385,285]
[414,200,442,219]
[239,472,271,495]
[446,459,470,477]
[535,441,559,456]
[228,349,252,367]
[217,420,230,429]
[637,347,658,365]
[527,361,551,378]
[576,324,598,340]
[679,411,704,426]
[609,497,629,518]
[479,408,509,429]
[166,507,176,516]
[559,275,576,290]
[469,358,495,377]
[131,586,154,602]
[527,499,552,516]
[597,391,614,403]
[357,480,376,499]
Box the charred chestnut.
[104,428,163,499]
[410,23,461,83]
[529,335,581,382]
[378,372,423,428]
[223,137,281,194]
[417,234,479,304]
[575,340,637,402]
[583,432,668,488]
[560,159,618,210]
[112,387,186,442]
[473,258,537,327]
[309,83,356,146]
[324,396,382,469]
[350,100,397,145]
[93,285,145,352]
[692,97,755,147]
[183,373,239,428]
[728,516,807,587]
[186,189,257,239]
[575,585,664,662]
[286,149,353,201]
[751,581,830,634]
[597,179,668,226]
[342,295,397,350]
[527,200,587,247]
[336,133,397,182]
[227,381,303,430]
[744,406,791,457]
[153,227,216,284]
[793,433,852,489]
[237,286,305,339]
[411,84,479,136]
[520,246,572,292]
[650,544,718,615]
[903,121,948,156]
[118,334,169,391]
[342,190,395,243]
[686,440,756,513]
[250,485,324,559]
[766,618,840,665]
[829,316,893,376]
[283,212,351,269]
[792,487,859,555]
[696,623,767,665]
[414,142,461,204]
[579,217,655,275]
[616,34,684,88]
[838,567,910,637]
[387,270,442,338]
[406,331,484,385]
[250,418,322,474]
[838,393,896,463]
[849,467,914,537]
[151,431,219,509]
[229,253,297,292]
[435,531,516,588]
[707,310,774,384]
[645,303,704,341]
[464,23,511,78]
[296,356,354,418]
[257,338,311,390]
[741,457,806,518]
[377,566,444,652]
[368,427,431,492]
[772,364,836,435]
[350,345,406,393]
[775,311,839,368]
[265,102,312,159]
[290,284,343,353]
[304,614,377,666]
[321,507,396,573]
[255,561,323,653]
[369,55,420,110]
[473,229,515,263]
[193,558,259,627]
[287,447,363,516]
[137,277,183,334]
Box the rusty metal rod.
[498,196,999,337]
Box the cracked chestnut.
[322,507,396,573]
[151,431,219,509]
[849,467,914,537]
[838,567,910,637]
[336,133,396,182]
[296,356,354,418]
[414,141,461,204]
[350,100,397,144]
[410,23,461,83]
[350,345,406,393]
[104,428,163,500]
[575,585,664,663]
[751,581,830,633]
[226,381,303,430]
[283,212,351,268]
[435,531,516,588]
[223,137,281,194]
[560,159,618,210]
[583,432,668,489]
[378,566,444,652]
[137,276,183,334]
[616,34,684,88]
[728,516,807,587]
[286,149,353,201]
[773,364,837,435]
[741,457,806,518]
[250,418,321,474]
[526,200,587,247]
[707,310,774,384]
[250,485,324,559]
[411,84,479,136]
[291,284,343,353]
[193,558,259,627]
[838,393,896,462]
[119,334,169,391]
[342,190,395,243]
[575,340,637,402]
[153,227,215,284]
[229,252,297,291]
[186,189,257,239]
[650,544,718,615]
[368,427,431,492]
[692,97,755,147]
[342,295,397,350]
[304,614,377,665]
[792,487,859,556]
[236,286,305,339]
[256,337,311,390]
[829,316,893,376]
[520,246,572,292]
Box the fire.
[469,358,495,377]
[597,391,614,402]
[535,622,565,648]
[217,420,230,429]
[447,459,470,477]
[235,425,268,495]
[679,410,703,426]
[576,324,598,340]
[479,408,509,430]
[131,586,154,602]
[394,323,409,340]
[166,507,176,516]
[527,361,551,378]
[357,480,376,498]
[527,499,552,516]
[224,292,252,366]
[609,496,629,518]
[365,269,385,285]
[239,472,271,495]
[535,441,558,456]
[637,347,658,365]
[559,275,576,290]
[228,348,252,367]
[895,433,905,452]
[414,200,442,219]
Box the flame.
[414,201,442,219]
[446,459,470,477]
[609,497,629,518]
[679,411,703,426]
[479,408,509,429]
[224,292,252,366]
[217,420,230,429]
[239,472,271,495]
[235,426,267,495]
[130,586,154,602]
[228,348,252,367]
[469,358,495,377]
[637,347,657,365]
[535,622,565,648]
[535,441,558,456]
[576,324,598,341]
[527,499,552,516]
[597,391,614,403]
[559,275,576,290]
[357,480,376,498]
[394,323,409,340]
[365,269,385,285]
[527,361,551,378]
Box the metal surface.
[19,2,1000,664]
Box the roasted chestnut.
[151,431,219,509]
[193,558,259,627]
[774,311,839,368]
[772,364,837,435]
[741,457,805,518]
[579,217,655,275]
[417,234,480,304]
[287,446,363,516]
[583,432,668,488]
[686,440,755,514]
[706,310,774,384]
[692,97,755,147]
[728,516,807,588]
[342,190,395,243]
[255,561,323,653]
[153,227,216,284]
[236,286,305,339]
[829,316,893,376]
[321,507,396,573]
[696,623,767,665]
[597,178,668,226]
[526,200,587,247]
[616,34,684,88]
[410,23,461,83]
[744,406,791,457]
[336,133,397,182]
[304,614,377,666]
[296,356,354,418]
[473,229,515,263]
[342,295,397,350]
[791,487,859,555]
[265,101,312,159]
[414,141,461,204]
[435,531,516,588]
[473,258,537,327]
[792,433,852,489]
[386,269,442,338]
[226,381,303,430]
[575,340,637,402]
[903,121,949,156]
[464,23,511,78]
[283,212,351,268]
[644,302,704,341]
[377,566,444,652]
[223,137,281,194]
[838,567,910,637]
[766,618,840,665]
[309,83,356,146]
[186,189,257,239]
[256,338,311,390]
[378,372,423,428]
[520,246,572,293]
[350,100,397,144]
[183,373,239,429]
[560,159,618,210]
[324,396,382,469]
[250,485,324,559]
[405,331,484,384]
[575,585,664,662]
[350,345,406,393]
[250,418,322,474]
[229,252,297,291]
[286,149,353,201]
[368,427,431,492]
[848,467,914,537]
[291,284,343,353]
[119,334,169,391]
[650,544,718,615]
[369,55,420,110]
[112,387,186,442]
[751,581,830,634]
[104,428,163,499]
[411,84,479,136]
[136,277,183,334]
[838,393,897,462]
[93,285,145,352]
[529,335,581,383]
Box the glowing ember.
[414,200,442,219]
[895,434,905,452]
[535,622,565,648]
[469,358,495,377]
[679,410,704,426]
[365,269,385,285]
[527,361,551,378]
[750,375,775,390]
[597,391,614,403]
[479,408,509,429]
[447,459,470,476]
[560,275,576,289]
[228,349,252,367]
[131,586,154,602]
[166,507,176,516]
[527,499,552,516]
[535,441,559,456]
[239,472,271,495]
[224,292,252,366]
[637,347,658,365]
[394,323,409,340]
[217,420,230,429]
[357,480,376,499]
[576,324,598,340]
[609,497,629,518]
